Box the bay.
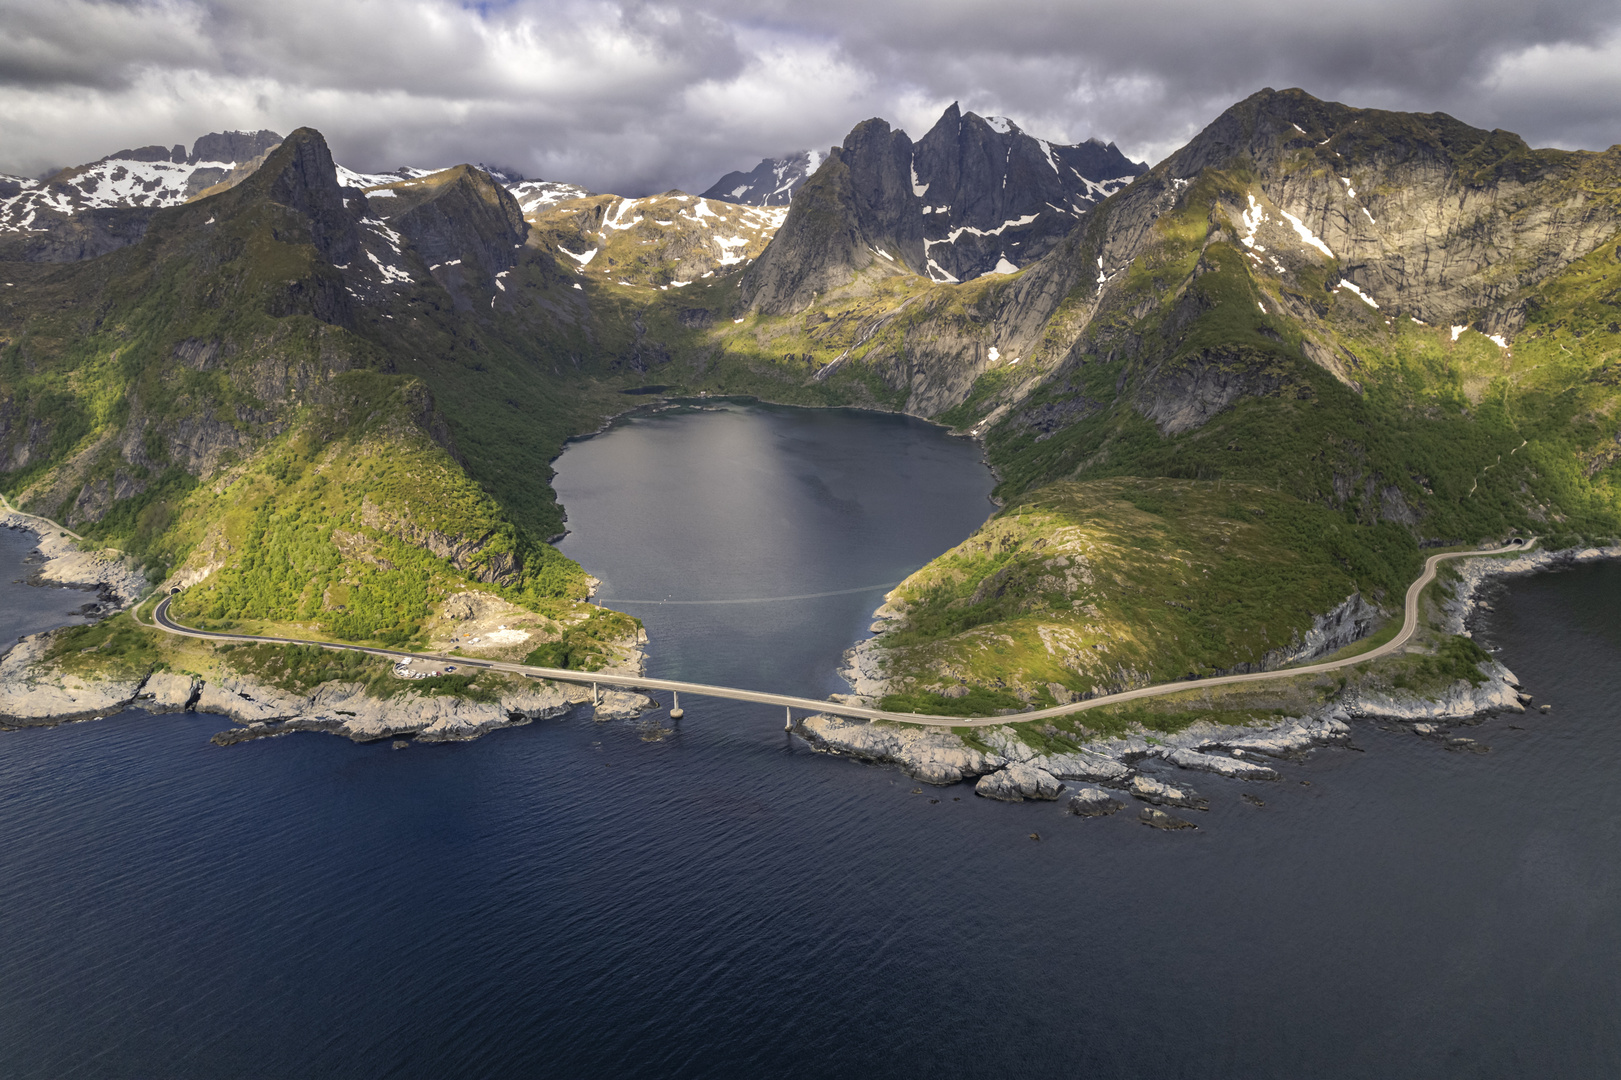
[0,402,1617,1078]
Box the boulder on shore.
[1067,787,1124,817]
[975,762,1063,802]
[793,714,998,784]
[1140,807,1198,831]
[1162,746,1278,781]
[1129,775,1208,810]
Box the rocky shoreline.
[0,513,656,744]
[0,626,656,744]
[4,510,1614,765]
[1,508,149,609]
[799,544,1621,817]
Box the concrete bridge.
[143,538,1531,728]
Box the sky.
[2,0,1619,196]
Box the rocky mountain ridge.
[700,150,824,206]
[740,104,1146,313]
[3,88,1619,746]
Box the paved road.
[143,539,1533,728]
[0,492,88,543]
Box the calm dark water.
[2,404,1618,1079]
[0,526,99,640]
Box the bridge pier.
[669,692,684,720]
[785,706,792,731]
[592,682,599,706]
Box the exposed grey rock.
[373,164,527,282]
[1218,715,1352,758]
[1039,751,1132,783]
[132,672,201,713]
[1140,808,1198,831]
[1350,660,1526,722]
[975,763,1063,802]
[701,150,821,206]
[740,104,1146,312]
[0,633,149,724]
[0,512,148,605]
[1440,545,1621,637]
[1067,786,1124,817]
[1257,592,1382,669]
[1161,747,1279,781]
[977,726,1132,782]
[193,675,306,724]
[794,714,999,784]
[206,677,594,745]
[592,690,656,722]
[1129,775,1208,810]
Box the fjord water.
[2,403,1619,1079]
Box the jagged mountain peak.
[700,149,825,207]
[187,130,284,166]
[739,102,1148,312]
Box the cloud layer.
[2,0,1618,196]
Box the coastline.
[5,482,1614,764]
[798,542,1621,805]
[0,502,149,609]
[0,510,655,744]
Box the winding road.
[139,539,1533,728]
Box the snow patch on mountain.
[1280,209,1335,258]
[508,180,594,214]
[700,150,821,206]
[1335,279,1379,307]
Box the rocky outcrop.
[1128,775,1208,810]
[741,104,1146,312]
[794,714,999,784]
[908,104,1145,284]
[592,690,657,721]
[0,636,646,742]
[1153,89,1621,326]
[0,512,148,605]
[207,677,607,744]
[1260,592,1383,668]
[1067,787,1124,817]
[702,151,822,207]
[0,128,285,261]
[1438,544,1621,637]
[975,762,1064,801]
[0,634,151,724]
[247,127,361,266]
[372,165,527,281]
[1140,808,1198,831]
[1349,659,1526,721]
[0,205,160,263]
[1159,747,1279,781]
[359,498,523,586]
[1214,713,1354,757]
[134,672,202,712]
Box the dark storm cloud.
[1,0,1617,194]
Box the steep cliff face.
[365,164,527,281]
[1146,89,1620,330]
[933,89,1621,477]
[740,105,1147,314]
[735,152,899,315]
[910,105,1144,284]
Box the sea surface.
[1,401,1618,1079]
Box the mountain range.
[700,150,824,206]
[2,87,1617,719]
